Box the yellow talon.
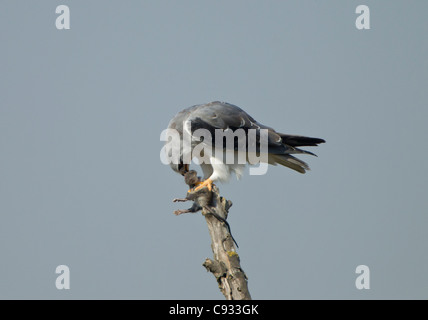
[192,178,213,192]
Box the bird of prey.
[165,101,325,191]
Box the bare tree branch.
[173,171,251,300]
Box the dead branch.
[172,170,251,300]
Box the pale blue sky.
[1,1,427,299]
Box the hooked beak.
[179,163,189,176]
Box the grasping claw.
[192,178,213,192]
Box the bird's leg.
[192,178,213,192]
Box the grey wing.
[187,101,325,174]
[186,101,285,152]
[170,101,325,174]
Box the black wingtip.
[280,134,325,147]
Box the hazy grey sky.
[1,1,427,299]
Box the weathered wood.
[173,171,251,300]
[201,186,251,300]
